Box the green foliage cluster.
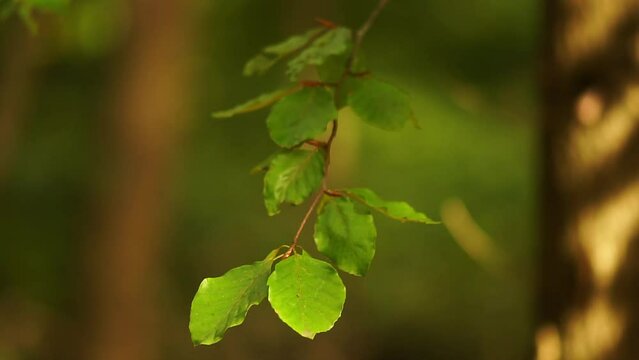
[190,8,437,346]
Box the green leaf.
[344,188,438,224]
[244,28,324,76]
[266,86,337,148]
[347,78,413,130]
[334,76,357,110]
[213,87,300,119]
[250,151,284,175]
[267,252,346,339]
[314,197,376,276]
[316,48,367,84]
[351,52,369,73]
[287,27,352,81]
[263,149,324,216]
[316,49,350,83]
[263,28,323,54]
[189,250,278,345]
[243,54,279,77]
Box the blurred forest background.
[1,0,540,359]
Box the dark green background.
[0,0,538,358]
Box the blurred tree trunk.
[539,0,639,359]
[83,0,194,359]
[0,19,37,183]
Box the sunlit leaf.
[287,27,352,81]
[344,188,438,224]
[263,149,324,216]
[189,250,278,345]
[316,48,350,83]
[244,28,324,76]
[213,87,300,119]
[314,196,376,276]
[267,252,346,339]
[347,78,413,130]
[266,86,336,147]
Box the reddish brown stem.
[283,190,324,258]
[305,139,327,148]
[324,189,344,197]
[356,0,390,46]
[315,17,337,29]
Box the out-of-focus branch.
[441,198,504,272]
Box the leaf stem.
[322,120,338,190]
[283,190,324,258]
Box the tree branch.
[357,0,390,46]
[283,0,391,258]
[322,120,338,189]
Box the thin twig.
[324,189,344,197]
[357,0,391,44]
[305,139,327,148]
[322,120,338,190]
[315,17,337,29]
[283,191,324,258]
[346,0,392,72]
[327,119,339,147]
